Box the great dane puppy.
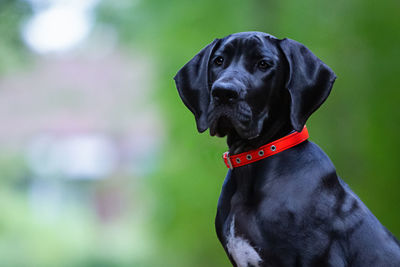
[174,32,400,267]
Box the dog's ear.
[174,39,219,133]
[279,38,336,132]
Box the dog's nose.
[211,83,239,104]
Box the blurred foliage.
[0,0,399,266]
[0,0,32,74]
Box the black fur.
[175,31,400,266]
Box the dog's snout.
[211,83,239,104]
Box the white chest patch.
[226,216,262,267]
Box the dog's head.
[175,32,336,141]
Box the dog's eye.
[257,60,270,70]
[214,56,224,66]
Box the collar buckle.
[223,152,233,170]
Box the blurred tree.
[0,0,32,74]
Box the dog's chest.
[225,216,263,267]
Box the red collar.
[223,126,309,169]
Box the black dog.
[174,32,400,267]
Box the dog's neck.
[227,119,293,155]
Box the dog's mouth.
[208,104,264,140]
[210,116,233,137]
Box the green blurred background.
[0,0,399,266]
